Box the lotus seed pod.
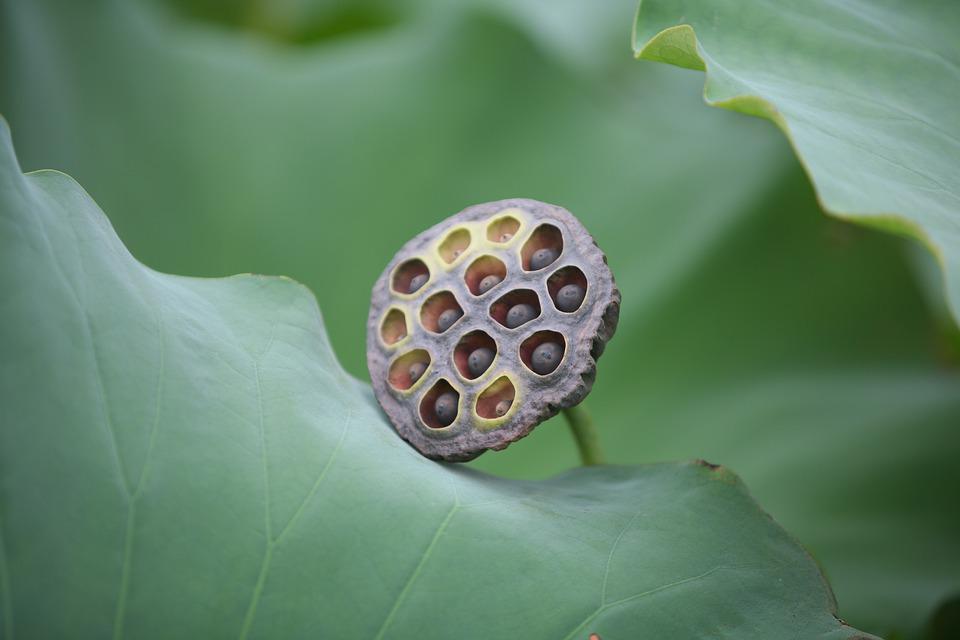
[408,273,428,294]
[529,247,558,271]
[478,274,502,294]
[367,198,620,461]
[467,347,495,377]
[437,308,462,332]
[556,283,585,312]
[505,303,536,329]
[531,342,563,375]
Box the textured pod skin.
[366,198,620,461]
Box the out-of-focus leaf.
[633,0,960,323]
[627,5,960,631]
[1,1,958,637]
[0,119,873,639]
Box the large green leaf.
[2,1,959,638]
[0,120,871,639]
[633,0,960,323]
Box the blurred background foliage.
[1,0,958,637]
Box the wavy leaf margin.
[633,1,960,325]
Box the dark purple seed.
[531,342,563,375]
[467,347,494,377]
[529,248,558,270]
[505,303,536,329]
[408,273,428,293]
[435,391,458,426]
[437,308,462,332]
[478,274,502,294]
[408,361,427,384]
[556,284,585,312]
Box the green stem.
[562,403,604,466]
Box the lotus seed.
[499,232,513,242]
[495,399,511,416]
[505,303,536,328]
[408,361,427,384]
[531,342,563,375]
[529,247,558,270]
[434,391,458,426]
[437,307,462,332]
[556,283,585,312]
[408,273,428,293]
[478,274,501,294]
[467,347,494,377]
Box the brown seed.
[408,273,428,294]
[529,247,558,270]
[556,284,585,312]
[408,361,427,384]
[505,303,536,329]
[531,342,563,375]
[467,347,494,377]
[437,308,463,332]
[435,392,458,426]
[478,274,502,294]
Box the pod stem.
[562,403,604,466]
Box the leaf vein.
[561,566,726,640]
[237,358,273,640]
[112,312,165,640]
[373,502,459,640]
[0,512,13,640]
[274,407,352,545]
[599,507,645,606]
[34,203,132,497]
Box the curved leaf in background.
[633,0,960,323]
[2,1,959,638]
[0,121,872,639]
